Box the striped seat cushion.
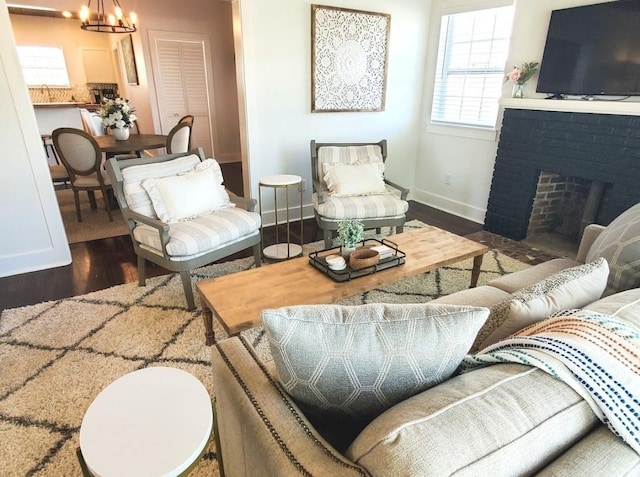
[313,192,408,220]
[121,154,203,218]
[133,207,261,258]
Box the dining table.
[95,134,168,158]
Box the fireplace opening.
[524,172,611,257]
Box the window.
[16,45,70,87]
[431,6,514,129]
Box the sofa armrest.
[576,224,605,263]
[211,337,369,477]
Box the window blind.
[431,6,514,128]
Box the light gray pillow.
[262,303,489,425]
[586,202,640,295]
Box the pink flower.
[507,68,521,83]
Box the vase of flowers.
[337,218,364,258]
[100,98,137,140]
[504,61,539,98]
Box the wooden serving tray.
[308,238,406,282]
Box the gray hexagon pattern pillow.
[262,303,489,425]
[586,202,640,295]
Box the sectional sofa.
[211,209,640,476]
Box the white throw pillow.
[478,258,609,349]
[141,159,231,223]
[323,163,387,197]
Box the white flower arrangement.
[100,97,137,129]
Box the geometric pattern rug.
[0,222,529,476]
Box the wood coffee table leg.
[470,254,484,288]
[201,304,215,346]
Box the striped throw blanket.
[462,310,640,455]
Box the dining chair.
[179,115,194,126]
[49,164,70,188]
[79,108,105,136]
[52,128,113,222]
[166,121,193,154]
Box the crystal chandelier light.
[79,0,138,33]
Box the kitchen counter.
[33,102,99,109]
[33,104,85,135]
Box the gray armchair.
[106,147,261,310]
[311,140,410,248]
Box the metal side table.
[259,174,303,260]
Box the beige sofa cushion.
[488,258,579,294]
[583,287,640,331]
[537,424,640,476]
[346,363,598,476]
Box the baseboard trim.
[410,190,486,225]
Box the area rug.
[0,229,529,476]
[55,188,129,244]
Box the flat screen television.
[536,0,640,97]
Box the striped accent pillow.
[121,154,202,218]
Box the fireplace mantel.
[501,98,640,116]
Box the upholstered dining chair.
[52,127,113,222]
[105,147,262,310]
[310,139,410,248]
[49,164,70,188]
[79,108,105,136]
[179,114,194,126]
[166,121,193,154]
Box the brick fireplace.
[485,108,640,241]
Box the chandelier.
[79,0,138,33]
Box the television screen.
[536,0,640,96]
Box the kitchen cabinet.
[82,48,117,83]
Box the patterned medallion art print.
[311,5,390,112]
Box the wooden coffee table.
[196,226,488,345]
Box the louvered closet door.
[151,34,217,158]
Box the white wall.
[237,0,431,217]
[415,0,621,224]
[0,0,71,277]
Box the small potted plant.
[337,218,364,257]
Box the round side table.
[79,367,212,477]
[259,174,304,260]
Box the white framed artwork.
[311,5,390,112]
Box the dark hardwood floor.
[0,201,560,313]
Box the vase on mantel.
[113,127,130,141]
[511,83,525,99]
